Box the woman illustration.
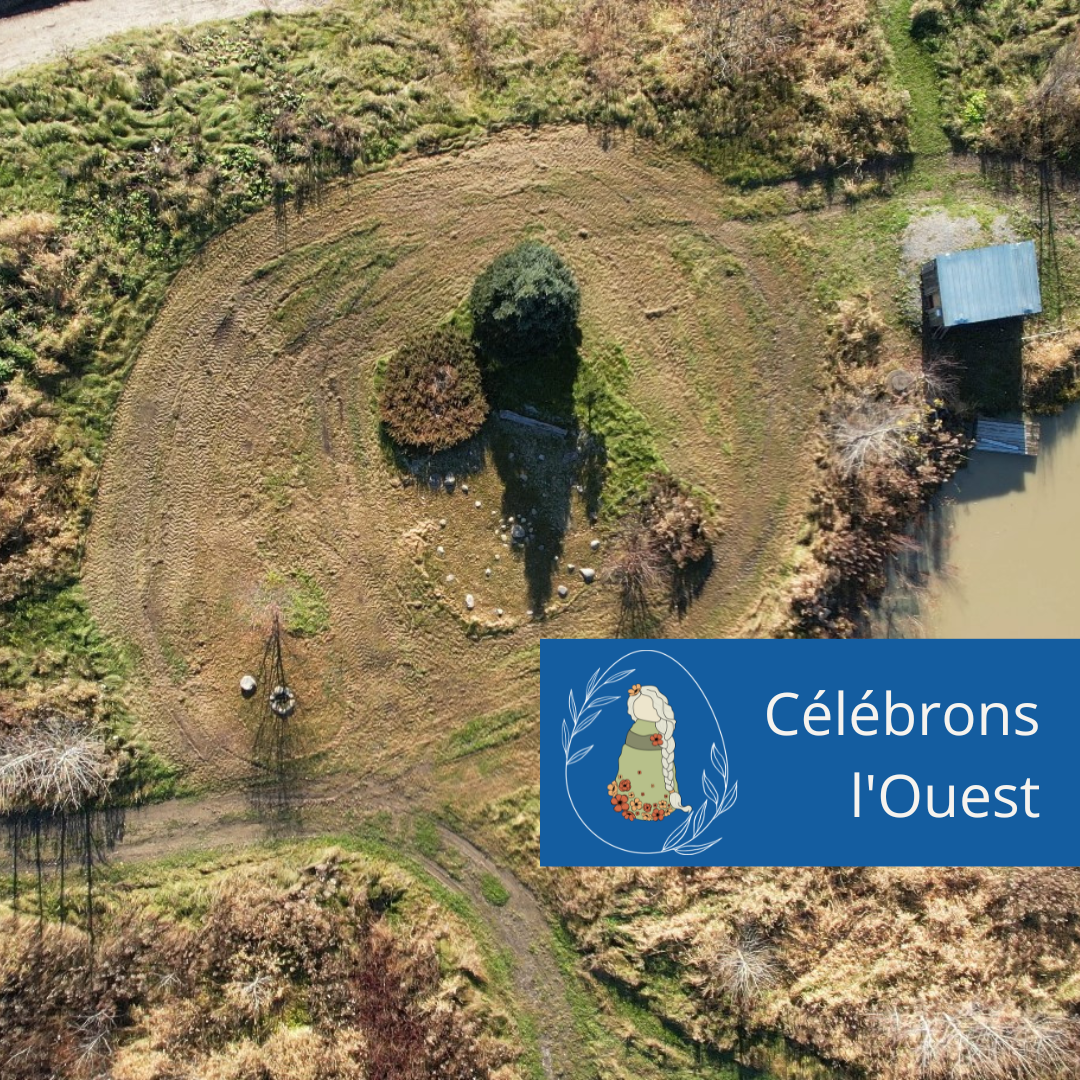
[607,684,692,821]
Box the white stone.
[240,674,257,698]
[580,567,596,584]
[475,500,482,509]
[494,554,501,561]
[446,574,455,583]
[465,594,475,611]
[567,564,575,573]
[590,539,601,551]
[436,545,445,556]
[495,608,504,617]
[461,483,469,494]
[511,524,526,542]
[558,585,569,598]
[439,518,447,528]
[485,568,492,578]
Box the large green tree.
[470,241,580,362]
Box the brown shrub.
[379,327,489,452]
[644,474,713,569]
[829,292,886,367]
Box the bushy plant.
[644,474,713,569]
[379,326,488,452]
[469,241,580,362]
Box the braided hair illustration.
[629,685,692,813]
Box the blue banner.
[540,640,1079,866]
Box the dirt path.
[0,0,330,76]
[119,781,578,1080]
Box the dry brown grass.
[0,852,522,1080]
[1024,330,1080,412]
[500,860,1080,1076]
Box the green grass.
[259,567,331,637]
[442,708,533,761]
[283,568,331,637]
[574,340,666,511]
[480,872,510,907]
[414,816,444,859]
[884,0,951,161]
[0,578,130,690]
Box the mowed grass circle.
[84,128,824,789]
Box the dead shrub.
[831,402,920,477]
[687,0,799,85]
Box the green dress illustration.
[608,684,692,822]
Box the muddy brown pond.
[876,403,1080,637]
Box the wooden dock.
[974,417,1041,456]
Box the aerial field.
[83,126,825,787]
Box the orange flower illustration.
[619,779,632,792]
[612,794,629,813]
[628,683,642,696]
[650,733,663,747]
[607,781,619,797]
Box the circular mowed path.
[84,127,824,785]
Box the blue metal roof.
[935,240,1042,327]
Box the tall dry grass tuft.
[691,925,779,1011]
[0,716,114,813]
[878,1003,1080,1080]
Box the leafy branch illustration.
[562,664,737,856]
[659,742,737,856]
[561,666,636,768]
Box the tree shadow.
[482,336,603,614]
[488,419,586,615]
[669,549,715,617]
